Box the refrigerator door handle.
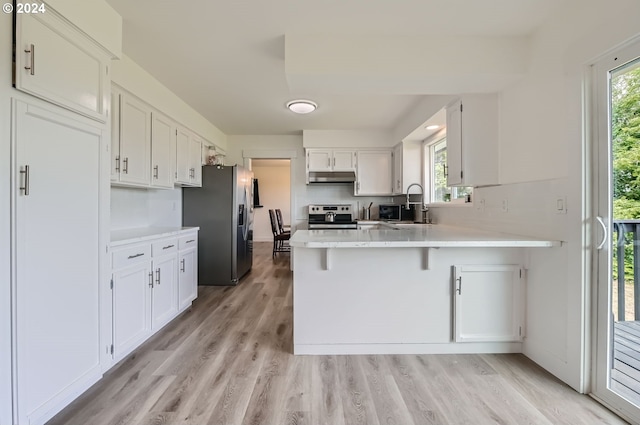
[242,187,250,241]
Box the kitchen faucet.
[406,183,429,223]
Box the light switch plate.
[556,196,567,214]
[501,199,508,212]
[476,198,485,212]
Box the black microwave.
[378,204,401,221]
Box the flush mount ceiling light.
[425,124,440,130]
[286,99,318,114]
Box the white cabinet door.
[151,112,174,189]
[189,135,203,186]
[307,149,332,171]
[446,100,463,186]
[113,263,152,360]
[14,7,109,121]
[392,143,403,195]
[355,150,393,196]
[13,99,103,425]
[119,93,151,186]
[110,90,120,182]
[453,265,525,342]
[151,254,178,330]
[332,150,356,171]
[175,126,191,184]
[446,95,499,187]
[178,248,198,311]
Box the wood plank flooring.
[613,321,640,405]
[47,243,628,425]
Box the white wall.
[428,0,640,392]
[252,160,291,242]
[111,187,183,231]
[303,130,393,148]
[111,54,227,151]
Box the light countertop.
[111,226,199,247]
[289,224,561,248]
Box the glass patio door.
[593,40,640,422]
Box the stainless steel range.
[308,204,357,229]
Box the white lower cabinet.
[178,248,198,311]
[453,265,525,343]
[112,260,151,359]
[110,230,197,363]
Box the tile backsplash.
[111,186,182,230]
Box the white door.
[175,126,191,184]
[593,40,640,422]
[453,265,524,342]
[113,264,151,359]
[179,249,197,311]
[150,112,174,188]
[307,150,332,171]
[446,99,463,186]
[13,99,103,424]
[151,255,178,329]
[332,150,355,171]
[356,151,393,195]
[119,94,151,185]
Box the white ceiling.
[105,0,567,136]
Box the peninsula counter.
[290,225,560,355]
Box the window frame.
[422,129,473,206]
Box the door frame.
[590,37,640,424]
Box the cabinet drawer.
[112,244,151,269]
[179,234,198,250]
[152,238,178,256]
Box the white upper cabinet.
[175,126,202,187]
[151,112,175,189]
[446,94,499,187]
[13,4,110,122]
[110,89,121,182]
[392,141,422,195]
[355,150,393,196]
[307,149,356,172]
[117,92,152,186]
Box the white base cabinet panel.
[13,99,105,425]
[178,247,198,311]
[151,253,179,330]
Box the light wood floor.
[47,242,628,425]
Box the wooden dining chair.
[269,209,290,257]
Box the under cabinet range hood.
[307,171,357,183]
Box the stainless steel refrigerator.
[182,165,253,286]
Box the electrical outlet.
[555,196,567,214]
[172,201,177,211]
[476,198,485,212]
[501,199,508,212]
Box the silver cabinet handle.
[186,239,195,244]
[456,276,463,295]
[123,157,129,174]
[162,244,175,250]
[332,157,335,167]
[20,165,30,196]
[115,156,120,173]
[155,268,160,285]
[327,157,331,168]
[154,165,159,179]
[596,216,608,250]
[127,253,145,259]
[24,44,34,75]
[148,272,153,288]
[180,258,185,272]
